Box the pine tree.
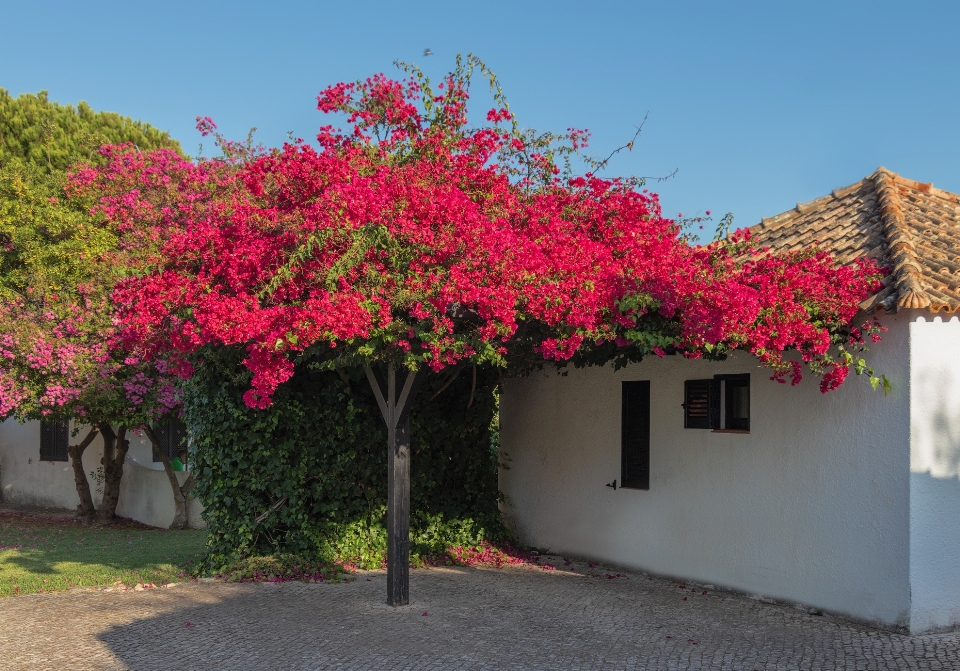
[0,89,182,173]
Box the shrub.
[184,348,506,572]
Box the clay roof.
[749,167,960,313]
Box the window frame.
[715,374,750,432]
[683,374,750,433]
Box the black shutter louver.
[684,379,715,429]
[153,418,188,461]
[170,419,188,456]
[621,380,650,490]
[152,420,170,462]
[40,420,69,461]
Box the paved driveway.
[1,558,958,670]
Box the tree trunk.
[97,424,129,523]
[67,427,100,521]
[143,425,195,530]
[364,365,425,607]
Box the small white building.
[0,418,203,528]
[500,168,960,634]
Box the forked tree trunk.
[97,424,130,523]
[364,365,426,607]
[143,425,195,530]
[67,427,100,521]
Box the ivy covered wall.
[183,349,505,570]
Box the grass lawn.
[0,511,207,597]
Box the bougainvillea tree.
[0,96,189,525]
[0,159,189,523]
[90,56,881,600]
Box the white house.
[0,418,204,528]
[500,168,960,634]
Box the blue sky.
[3,1,958,239]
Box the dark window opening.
[721,375,750,431]
[621,380,650,490]
[152,418,188,462]
[40,419,69,461]
[683,374,750,432]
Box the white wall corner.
[908,311,960,633]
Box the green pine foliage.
[183,348,507,573]
[0,89,182,173]
[0,161,112,301]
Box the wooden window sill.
[711,429,750,434]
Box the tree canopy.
[0,89,182,174]
[81,56,885,407]
[0,92,186,522]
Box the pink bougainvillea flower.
[47,59,884,413]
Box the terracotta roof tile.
[748,167,960,313]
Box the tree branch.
[428,365,463,402]
[72,426,100,452]
[254,496,288,525]
[336,369,352,396]
[467,363,477,409]
[144,424,190,529]
[587,113,678,183]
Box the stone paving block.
[0,559,958,669]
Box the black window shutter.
[621,381,650,490]
[169,419,188,457]
[153,418,188,461]
[684,379,715,429]
[40,420,69,461]
[152,420,171,462]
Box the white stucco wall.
[500,311,913,630]
[117,460,205,529]
[0,420,204,528]
[909,314,960,633]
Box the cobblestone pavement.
[1,558,959,670]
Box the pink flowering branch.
[64,60,885,408]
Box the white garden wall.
[0,419,204,528]
[500,311,913,630]
[909,314,960,633]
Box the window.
[621,380,650,490]
[683,374,750,432]
[152,418,188,462]
[683,379,713,429]
[40,419,69,461]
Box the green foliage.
[0,89,182,174]
[0,161,112,302]
[0,97,186,430]
[183,348,506,572]
[0,89,183,301]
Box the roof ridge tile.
[796,194,837,214]
[747,167,960,315]
[873,169,931,309]
[831,180,865,199]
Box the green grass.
[0,512,207,597]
